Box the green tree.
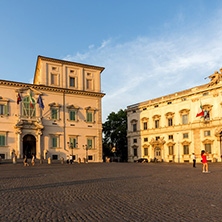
[103,109,128,162]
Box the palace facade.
[0,56,105,162]
[127,69,222,163]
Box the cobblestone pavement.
[0,162,222,222]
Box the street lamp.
[83,144,91,163]
[220,132,222,161]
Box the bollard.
[61,157,64,164]
[78,158,81,164]
[48,157,51,164]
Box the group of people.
[191,150,209,173]
[23,154,35,167]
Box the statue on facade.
[207,69,222,87]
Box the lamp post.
[220,132,222,161]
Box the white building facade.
[127,70,222,163]
[0,56,105,162]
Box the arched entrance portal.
[23,134,36,158]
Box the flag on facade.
[196,103,204,117]
[29,93,34,109]
[17,93,22,104]
[37,95,44,109]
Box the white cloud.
[63,11,222,122]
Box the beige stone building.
[127,69,222,163]
[0,56,105,162]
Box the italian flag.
[196,103,204,117]
[29,93,34,109]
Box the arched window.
[22,96,36,117]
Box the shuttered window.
[0,135,5,146]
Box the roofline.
[127,82,222,110]
[37,55,105,72]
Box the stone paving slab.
[0,162,222,221]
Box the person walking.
[191,153,196,168]
[31,154,35,166]
[201,150,209,173]
[23,155,29,167]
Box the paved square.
[0,162,222,221]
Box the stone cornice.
[0,80,105,98]
[127,82,222,111]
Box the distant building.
[127,68,222,163]
[0,56,105,162]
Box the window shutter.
[4,104,8,115]
[52,137,57,147]
[0,135,5,146]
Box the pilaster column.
[36,130,42,159]
[16,129,22,159]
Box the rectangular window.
[144,148,148,156]
[183,145,189,155]
[168,118,173,126]
[70,77,75,87]
[86,79,92,90]
[69,110,76,121]
[87,111,93,122]
[155,120,159,128]
[144,137,148,142]
[52,155,58,160]
[0,104,7,115]
[51,108,58,120]
[134,148,137,156]
[205,144,212,154]
[169,135,173,140]
[133,139,137,143]
[88,155,93,160]
[169,146,174,155]
[204,131,211,136]
[87,138,93,149]
[0,135,6,146]
[133,123,137,132]
[183,133,188,139]
[51,74,58,85]
[143,122,147,130]
[52,137,57,148]
[182,114,188,124]
[0,154,5,159]
[70,137,77,148]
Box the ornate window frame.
[48,102,61,120]
[85,106,97,123]
[130,119,138,132]
[67,104,80,122]
[152,114,161,128]
[0,96,9,117]
[179,109,190,125]
[202,104,213,121]
[165,112,175,127]
[141,117,148,130]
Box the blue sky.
[1,0,222,121]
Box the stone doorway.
[154,147,162,161]
[23,134,36,158]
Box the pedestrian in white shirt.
[191,153,196,168]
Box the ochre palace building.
[0,56,105,162]
[127,69,222,163]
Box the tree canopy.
[103,109,127,162]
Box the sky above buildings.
[1,0,222,121]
